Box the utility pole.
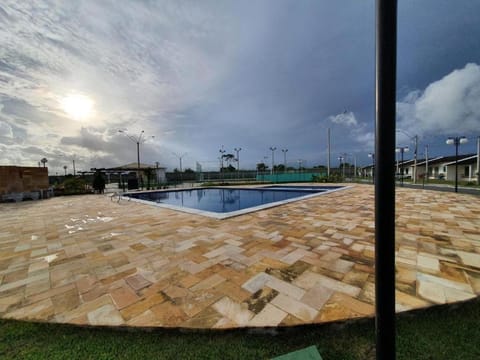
[412,135,417,184]
[219,146,226,182]
[281,149,288,172]
[327,128,331,177]
[353,154,357,180]
[269,147,276,175]
[425,145,429,183]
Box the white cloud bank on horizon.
[397,63,480,137]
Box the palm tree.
[40,158,48,168]
[63,165,67,176]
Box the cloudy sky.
[1,1,479,173]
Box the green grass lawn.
[1,299,479,360]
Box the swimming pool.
[124,185,346,219]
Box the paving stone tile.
[110,285,140,310]
[125,274,152,291]
[301,284,334,310]
[249,303,287,326]
[212,296,254,325]
[265,277,305,300]
[1,185,480,329]
[271,293,318,322]
[87,304,124,326]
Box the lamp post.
[368,153,375,184]
[338,155,345,180]
[219,146,226,182]
[446,136,468,193]
[234,148,242,177]
[297,159,303,172]
[269,147,276,175]
[395,146,409,187]
[281,149,288,172]
[118,130,155,170]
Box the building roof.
[107,163,166,170]
[443,155,478,167]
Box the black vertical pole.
[375,0,397,359]
[400,151,404,187]
[455,141,458,193]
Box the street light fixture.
[269,147,277,175]
[446,136,468,192]
[281,149,288,172]
[395,146,409,187]
[118,129,155,170]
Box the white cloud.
[0,120,13,138]
[329,111,358,127]
[397,63,480,135]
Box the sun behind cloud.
[60,94,94,121]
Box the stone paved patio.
[1,184,479,328]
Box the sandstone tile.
[127,310,161,327]
[189,274,226,292]
[249,303,287,327]
[87,304,124,326]
[265,277,305,300]
[181,306,222,328]
[126,274,152,291]
[271,294,317,322]
[5,298,54,320]
[293,271,361,297]
[301,284,333,310]
[110,285,140,310]
[51,288,80,314]
[120,293,166,321]
[241,272,272,293]
[151,301,189,325]
[417,280,446,304]
[212,296,253,325]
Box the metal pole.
[353,155,357,181]
[137,142,140,170]
[73,159,76,176]
[425,145,429,183]
[455,140,459,193]
[413,135,418,184]
[477,136,479,186]
[400,150,404,187]
[327,128,331,177]
[375,0,397,359]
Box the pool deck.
[0,184,479,328]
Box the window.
[465,166,469,177]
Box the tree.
[63,165,67,176]
[274,164,285,172]
[221,154,236,172]
[184,168,195,173]
[256,163,268,171]
[143,167,154,189]
[92,170,106,193]
[40,158,48,168]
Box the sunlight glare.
[61,94,94,121]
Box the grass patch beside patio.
[1,299,479,360]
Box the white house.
[409,154,478,182]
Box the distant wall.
[0,166,49,199]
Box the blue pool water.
[125,186,342,214]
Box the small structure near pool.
[0,166,51,202]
